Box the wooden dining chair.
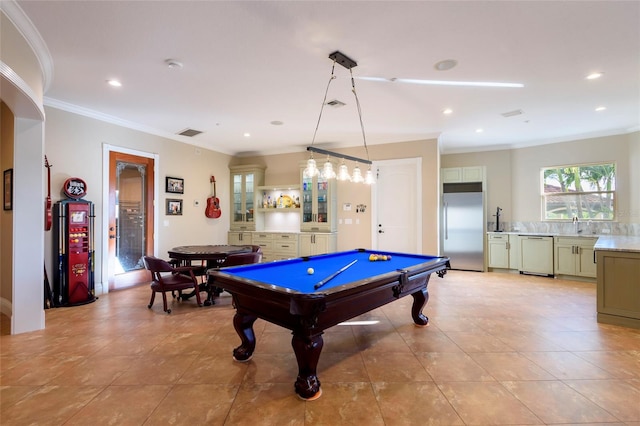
[223,245,263,267]
[205,246,263,305]
[143,256,203,314]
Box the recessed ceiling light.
[106,79,122,87]
[243,133,251,138]
[434,59,458,71]
[270,120,284,126]
[476,128,484,133]
[586,72,603,80]
[442,108,453,115]
[595,106,606,111]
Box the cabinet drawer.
[274,241,297,252]
[555,236,597,247]
[488,233,508,241]
[252,233,274,242]
[253,241,274,251]
[274,233,297,241]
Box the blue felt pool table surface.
[217,249,446,294]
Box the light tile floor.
[1,271,639,425]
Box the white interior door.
[372,158,422,253]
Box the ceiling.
[15,0,640,156]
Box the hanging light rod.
[306,146,372,165]
[329,51,357,70]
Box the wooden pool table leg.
[291,332,324,400]
[232,311,258,362]
[410,288,430,327]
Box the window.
[542,163,616,220]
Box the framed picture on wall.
[166,199,183,215]
[165,176,184,194]
[3,169,13,211]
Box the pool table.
[209,248,450,400]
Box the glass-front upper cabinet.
[300,164,336,232]
[230,165,265,231]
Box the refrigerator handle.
[443,202,448,240]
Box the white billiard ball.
[307,267,314,275]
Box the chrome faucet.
[573,216,582,233]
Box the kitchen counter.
[489,232,640,249]
[594,235,640,253]
[488,231,603,238]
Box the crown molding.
[1,60,45,119]
[43,97,234,156]
[1,0,54,92]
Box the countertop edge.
[487,232,640,252]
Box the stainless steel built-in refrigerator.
[441,182,484,271]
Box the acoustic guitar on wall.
[45,155,52,231]
[205,176,221,218]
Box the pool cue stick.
[314,259,358,289]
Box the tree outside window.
[542,163,616,220]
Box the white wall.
[511,134,631,222]
[442,132,638,227]
[43,107,232,292]
[440,149,513,223]
[1,5,48,333]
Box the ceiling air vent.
[326,99,346,107]
[177,128,203,137]
[501,109,523,118]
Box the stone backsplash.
[487,221,640,236]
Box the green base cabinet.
[596,249,640,329]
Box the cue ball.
[307,267,314,275]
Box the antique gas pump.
[53,177,96,306]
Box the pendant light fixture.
[351,163,364,183]
[336,160,351,181]
[321,156,336,179]
[304,51,375,184]
[303,156,319,178]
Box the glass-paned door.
[316,175,328,223]
[115,162,146,272]
[302,175,313,224]
[301,171,333,231]
[230,165,264,231]
[245,173,254,223]
[108,151,154,290]
[233,174,243,222]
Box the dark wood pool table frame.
[209,249,450,400]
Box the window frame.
[540,162,616,221]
